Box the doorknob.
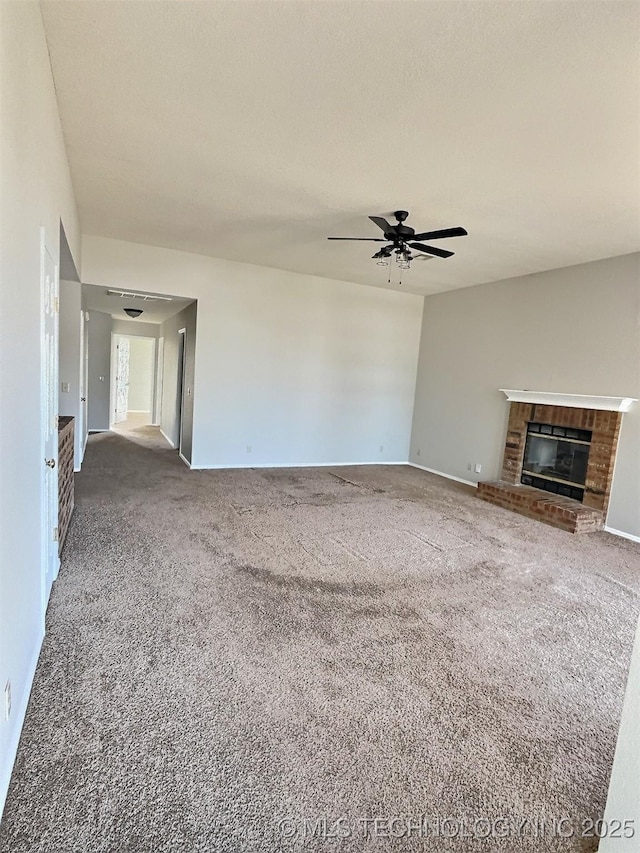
[45,458,56,468]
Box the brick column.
[500,402,532,484]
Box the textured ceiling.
[42,1,640,295]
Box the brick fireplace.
[477,391,636,533]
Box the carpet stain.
[236,562,384,597]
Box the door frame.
[153,336,164,426]
[78,309,88,467]
[177,328,187,460]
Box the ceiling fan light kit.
[327,210,468,276]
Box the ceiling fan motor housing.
[388,211,414,240]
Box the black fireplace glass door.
[523,434,589,486]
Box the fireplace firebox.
[521,422,591,501]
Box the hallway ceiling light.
[107,289,173,302]
[124,308,143,318]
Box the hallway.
[1,429,639,852]
[111,412,158,441]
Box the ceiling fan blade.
[409,243,454,258]
[369,216,398,235]
[411,227,468,241]
[327,237,387,241]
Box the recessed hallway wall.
[86,311,112,431]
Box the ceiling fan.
[327,210,467,268]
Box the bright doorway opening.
[110,334,157,429]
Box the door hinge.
[53,414,59,430]
[54,296,59,313]
[53,527,58,542]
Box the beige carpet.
[1,425,639,852]
[112,411,154,432]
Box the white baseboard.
[604,526,640,544]
[159,429,176,449]
[189,460,408,471]
[178,452,191,468]
[0,632,43,821]
[408,462,477,488]
[126,410,152,414]
[88,428,110,433]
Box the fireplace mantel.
[499,390,636,413]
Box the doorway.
[111,334,157,429]
[155,306,196,465]
[80,283,197,462]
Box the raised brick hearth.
[478,482,604,533]
[477,399,624,534]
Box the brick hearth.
[477,401,623,534]
[478,482,603,533]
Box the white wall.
[59,280,82,468]
[82,236,424,468]
[111,319,159,338]
[0,1,81,818]
[87,311,112,431]
[410,253,640,538]
[126,336,155,412]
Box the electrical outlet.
[4,680,11,721]
[475,463,482,474]
[61,382,70,393]
[246,445,252,454]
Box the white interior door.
[41,235,60,617]
[114,336,130,423]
